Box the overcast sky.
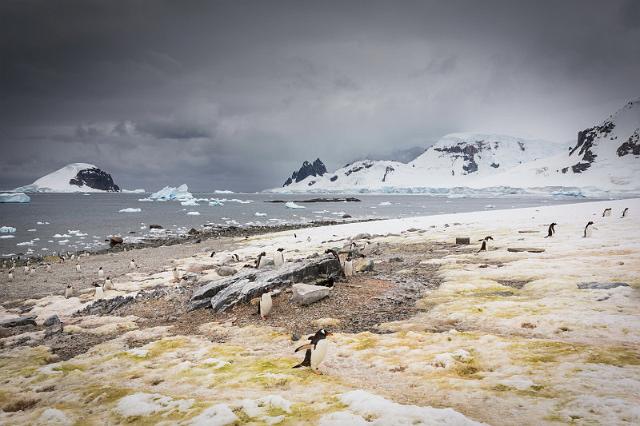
[1,0,639,191]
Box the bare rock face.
[190,255,343,312]
[291,284,331,305]
[0,315,37,328]
[69,167,120,191]
[283,158,327,187]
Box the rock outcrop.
[283,159,327,187]
[69,167,120,191]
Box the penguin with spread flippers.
[583,221,594,238]
[259,292,272,319]
[545,223,557,238]
[478,236,493,252]
[293,329,332,373]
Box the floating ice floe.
[0,226,16,233]
[119,208,142,213]
[149,184,193,201]
[0,192,30,203]
[16,240,36,246]
[181,199,200,206]
[255,212,267,217]
[187,211,200,215]
[285,201,305,209]
[214,189,234,194]
[0,235,15,239]
[379,201,392,206]
[121,188,146,193]
[36,221,50,225]
[209,199,224,206]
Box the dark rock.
[149,224,163,229]
[0,315,37,328]
[577,282,629,290]
[109,236,124,247]
[43,315,60,327]
[389,257,404,262]
[44,315,63,337]
[266,197,360,203]
[507,247,545,253]
[455,237,470,245]
[342,214,352,219]
[188,228,200,235]
[69,166,120,191]
[283,158,327,186]
[567,120,615,173]
[190,255,343,312]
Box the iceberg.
[0,192,31,203]
[180,199,199,206]
[149,184,193,201]
[121,188,146,194]
[119,208,142,213]
[0,226,16,233]
[285,201,305,209]
[214,189,234,194]
[186,211,200,215]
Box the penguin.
[545,223,557,238]
[46,263,52,273]
[24,265,30,275]
[583,221,594,238]
[210,251,216,258]
[307,236,311,243]
[622,208,629,218]
[8,270,13,282]
[70,254,75,261]
[75,263,81,273]
[293,329,332,373]
[103,277,114,291]
[478,236,493,252]
[343,256,353,277]
[294,233,297,239]
[602,208,611,217]
[255,252,267,269]
[93,282,104,300]
[98,266,104,278]
[129,259,136,270]
[259,292,273,319]
[274,248,285,267]
[64,284,74,298]
[172,267,180,283]
[324,249,340,260]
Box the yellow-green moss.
[585,347,640,367]
[146,337,189,358]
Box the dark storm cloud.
[1,0,639,191]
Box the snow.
[0,192,31,203]
[319,390,483,425]
[284,201,305,209]
[268,100,640,197]
[115,393,193,417]
[119,208,141,213]
[188,404,237,426]
[38,408,72,425]
[255,212,267,216]
[149,184,193,201]
[0,226,16,233]
[13,163,112,193]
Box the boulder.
[149,224,163,229]
[312,317,341,328]
[109,236,124,247]
[353,233,372,240]
[342,214,352,219]
[216,266,237,277]
[355,259,374,272]
[190,255,343,312]
[455,237,470,245]
[188,228,200,235]
[577,282,629,290]
[291,284,331,305]
[43,315,60,327]
[0,315,37,328]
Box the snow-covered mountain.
[283,159,328,187]
[268,98,640,197]
[14,163,121,193]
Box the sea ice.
[285,201,305,209]
[0,226,16,233]
[119,208,142,213]
[255,212,267,216]
[187,211,201,215]
[0,192,30,203]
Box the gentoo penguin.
[622,208,629,218]
[478,236,493,252]
[210,251,216,258]
[343,256,353,277]
[98,266,104,278]
[75,263,81,273]
[602,208,611,217]
[294,233,297,239]
[70,254,75,261]
[24,265,30,275]
[103,277,114,291]
[255,252,267,269]
[129,259,136,270]
[46,263,52,273]
[172,267,180,283]
[64,284,74,298]
[274,248,285,267]
[232,253,240,262]
[259,292,273,319]
[583,221,594,238]
[8,270,13,282]
[307,236,312,243]
[293,329,332,373]
[324,249,340,260]
[93,283,104,300]
[545,223,557,238]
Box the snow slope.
[14,163,121,193]
[268,99,640,197]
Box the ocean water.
[0,193,595,258]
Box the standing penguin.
[583,221,594,238]
[293,329,332,373]
[545,223,557,238]
[259,292,272,319]
[104,276,114,291]
[46,263,52,273]
[24,264,30,275]
[478,236,493,252]
[210,251,216,258]
[172,267,180,283]
[602,208,611,217]
[64,284,74,298]
[343,256,353,277]
[98,266,104,278]
[75,263,81,273]
[93,283,104,300]
[255,252,267,269]
[129,259,136,270]
[8,269,13,282]
[622,208,629,218]
[274,248,285,267]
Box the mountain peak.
[15,163,120,193]
[283,158,327,187]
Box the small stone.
[291,283,331,306]
[455,237,470,245]
[342,214,352,219]
[149,224,163,229]
[43,315,60,327]
[109,236,123,247]
[216,266,237,277]
[389,257,404,262]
